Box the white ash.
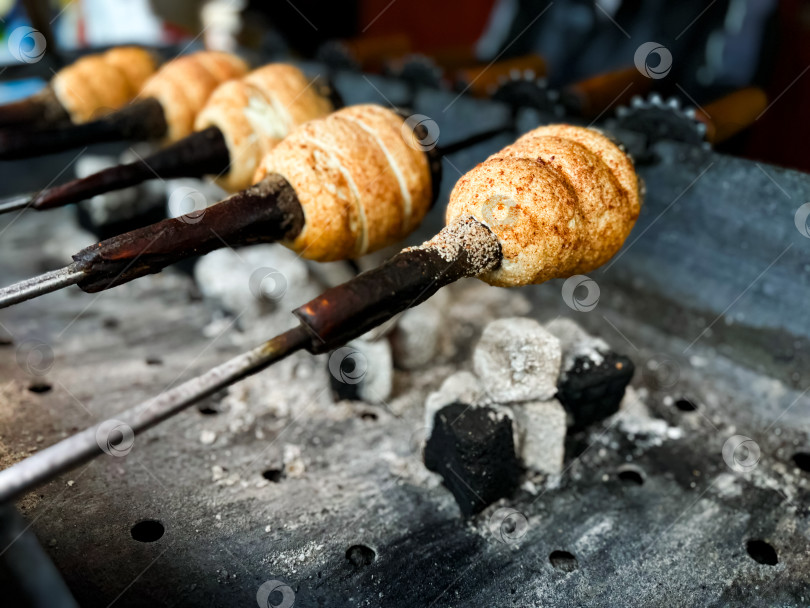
[711,472,743,498]
[194,243,320,339]
[216,353,335,445]
[573,516,615,556]
[201,312,235,340]
[305,259,355,288]
[358,319,395,343]
[338,338,393,404]
[77,147,167,226]
[283,444,306,478]
[211,464,240,486]
[200,429,217,445]
[545,317,609,374]
[41,221,96,265]
[406,215,500,274]
[164,177,227,220]
[473,317,562,403]
[434,281,530,364]
[424,371,489,436]
[379,449,442,489]
[611,386,683,448]
[263,541,325,576]
[391,296,444,370]
[511,399,567,475]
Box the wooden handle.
[696,87,767,144]
[455,54,547,97]
[564,66,653,118]
[342,34,412,71]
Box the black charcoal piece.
[557,352,635,431]
[424,403,520,516]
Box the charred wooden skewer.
[0,50,248,160]
[0,63,338,216]
[0,123,642,503]
[0,103,511,306]
[0,104,446,309]
[0,46,158,130]
[0,118,504,218]
[0,60,647,217]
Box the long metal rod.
[0,266,84,309]
[0,325,310,504]
[0,504,79,607]
[0,193,33,215]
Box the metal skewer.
[0,218,500,504]
[0,194,34,215]
[0,267,86,309]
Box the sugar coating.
[407,215,501,275]
[473,317,562,403]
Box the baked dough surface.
[254,104,432,261]
[194,64,333,192]
[446,124,641,287]
[52,46,158,124]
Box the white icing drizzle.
[299,133,369,255]
[242,86,291,142]
[340,114,412,228]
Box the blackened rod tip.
[0,265,85,309]
[0,193,34,216]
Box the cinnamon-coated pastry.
[139,51,249,143]
[446,124,641,287]
[253,104,432,261]
[51,47,157,124]
[194,64,333,192]
[102,47,157,95]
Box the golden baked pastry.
[138,51,249,143]
[194,64,333,192]
[254,104,432,261]
[446,124,641,287]
[51,46,157,124]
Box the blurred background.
[0,0,805,170]
[1,3,809,607]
